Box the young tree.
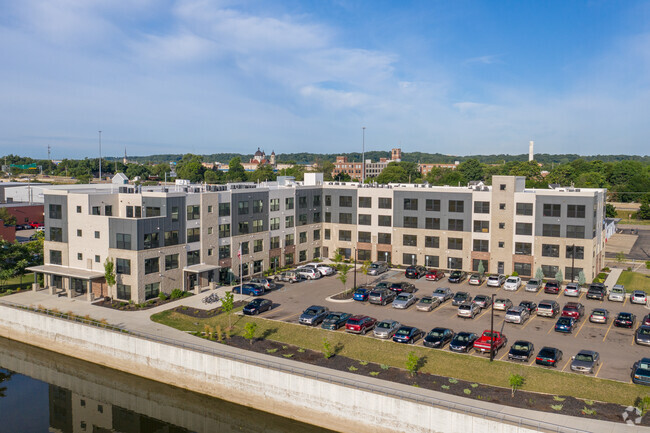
[535,267,544,281]
[336,264,352,291]
[577,270,586,286]
[0,269,13,290]
[322,338,334,359]
[0,208,17,226]
[605,203,617,218]
[15,259,28,287]
[226,157,247,182]
[509,373,525,397]
[638,203,650,220]
[104,258,116,297]
[477,260,485,276]
[222,291,235,330]
[360,260,372,284]
[554,269,563,283]
[616,251,625,263]
[405,351,421,377]
[243,322,258,345]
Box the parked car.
[367,261,389,276]
[468,274,484,286]
[345,315,376,334]
[29,221,43,229]
[423,327,454,348]
[589,308,609,324]
[392,293,417,309]
[586,283,608,301]
[449,332,478,353]
[321,312,352,330]
[275,271,302,284]
[525,278,543,292]
[373,320,400,339]
[635,326,650,346]
[451,291,471,306]
[416,295,441,312]
[614,312,636,328]
[473,330,507,354]
[388,282,416,293]
[295,267,322,280]
[571,350,600,374]
[632,358,650,385]
[518,301,537,316]
[374,282,389,291]
[473,294,492,310]
[631,291,648,305]
[535,346,563,367]
[392,326,423,344]
[643,314,650,326]
[368,288,397,305]
[564,283,580,297]
[608,285,626,302]
[448,271,467,283]
[537,300,560,318]
[544,280,561,295]
[249,278,277,290]
[431,287,454,302]
[301,263,335,276]
[299,305,330,326]
[405,265,427,279]
[493,298,513,311]
[353,287,371,301]
[425,269,445,281]
[505,306,530,324]
[508,340,535,362]
[554,316,576,333]
[232,283,265,296]
[503,276,522,291]
[242,298,273,315]
[457,301,480,319]
[486,274,506,287]
[561,302,585,321]
[35,226,45,232]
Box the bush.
[511,271,519,277]
[170,289,184,299]
[158,292,168,301]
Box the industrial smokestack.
[528,141,534,162]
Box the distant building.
[241,148,276,171]
[112,173,128,185]
[332,148,402,180]
[418,162,459,176]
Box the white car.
[608,285,626,302]
[564,283,580,297]
[503,276,522,291]
[631,291,648,305]
[487,274,506,287]
[295,267,322,280]
[302,263,335,276]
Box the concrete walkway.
[604,268,624,289]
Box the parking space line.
[602,319,615,342]
[498,350,509,361]
[476,307,492,321]
[595,363,603,378]
[577,291,586,301]
[547,322,556,334]
[561,359,571,372]
[573,318,588,338]
[622,297,627,307]
[520,315,536,330]
[527,357,536,366]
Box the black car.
[614,312,636,328]
[451,291,470,306]
[388,282,416,293]
[392,326,424,344]
[448,271,467,283]
[405,265,427,279]
[519,301,538,316]
[586,283,607,301]
[423,327,454,348]
[242,298,273,315]
[535,346,563,367]
[508,340,535,362]
[321,312,352,330]
[449,332,478,353]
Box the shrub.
[348,366,358,372]
[405,351,420,377]
[158,292,168,301]
[441,385,450,390]
[266,348,278,353]
[380,364,390,370]
[170,289,184,299]
[369,371,379,377]
[283,354,293,358]
[553,396,566,402]
[359,360,369,366]
[511,271,519,277]
[471,383,479,388]
[448,378,458,384]
[582,407,597,416]
[509,374,525,397]
[244,322,258,345]
[322,338,334,359]
[551,404,563,411]
[463,389,471,395]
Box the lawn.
[616,271,649,293]
[151,308,649,406]
[0,272,35,293]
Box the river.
[0,337,337,433]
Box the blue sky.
[0,0,649,159]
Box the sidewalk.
[604,268,623,288]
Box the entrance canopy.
[183,263,220,274]
[26,265,104,280]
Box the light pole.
[98,130,102,181]
[489,293,495,362]
[362,126,366,183]
[571,244,576,282]
[353,248,357,289]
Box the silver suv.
[525,278,542,292]
[505,306,530,324]
[367,261,389,276]
[537,300,560,318]
[608,285,625,302]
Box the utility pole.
[489,293,495,362]
[571,244,576,282]
[98,131,102,181]
[353,248,357,289]
[362,127,366,183]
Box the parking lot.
[253,269,650,383]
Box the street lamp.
[98,130,102,181]
[490,293,496,362]
[570,244,576,282]
[353,248,358,289]
[362,127,366,183]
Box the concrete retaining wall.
[0,305,558,433]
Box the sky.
[0,0,649,159]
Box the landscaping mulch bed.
[330,289,355,300]
[169,301,247,319]
[206,335,646,426]
[95,293,194,311]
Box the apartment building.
[29,175,605,303]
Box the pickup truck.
[473,330,507,354]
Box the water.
[0,337,337,433]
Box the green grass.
[0,272,35,291]
[616,271,649,293]
[151,309,649,406]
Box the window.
[403,234,417,247]
[358,214,371,225]
[285,234,294,246]
[448,257,463,269]
[298,196,307,209]
[515,222,532,236]
[238,201,249,215]
[144,257,159,274]
[77,253,83,260]
[162,230,178,246]
[449,200,464,212]
[126,206,133,218]
[104,205,112,216]
[359,197,371,208]
[187,250,200,266]
[473,239,489,252]
[285,253,294,266]
[49,227,63,242]
[425,236,440,248]
[146,207,161,217]
[144,282,160,300]
[50,250,62,265]
[325,195,331,206]
[378,215,391,226]
[285,197,294,210]
[135,207,141,218]
[253,200,264,213]
[299,250,307,262]
[339,213,352,224]
[500,184,506,190]
[254,239,264,252]
[285,215,294,228]
[207,227,213,235]
[542,224,561,237]
[241,241,249,254]
[144,232,160,249]
[219,224,230,237]
[207,205,213,213]
[325,212,331,222]
[269,198,279,212]
[270,236,280,249]
[92,206,100,216]
[498,222,505,229]
[238,221,249,234]
[299,232,307,244]
[403,216,418,228]
[474,201,489,214]
[516,203,533,216]
[207,248,213,257]
[543,203,561,217]
[94,231,100,239]
[313,212,321,223]
[567,204,585,218]
[426,199,441,211]
[566,245,585,260]
[247,218,262,233]
[378,233,391,244]
[358,250,371,261]
[498,241,504,248]
[269,217,280,231]
[448,219,464,231]
[165,254,179,270]
[183,205,198,220]
[241,263,249,276]
[76,206,82,213]
[324,229,331,240]
[116,258,131,275]
[187,228,200,243]
[403,253,417,266]
[565,266,583,280]
[339,230,352,242]
[472,259,489,272]
[49,204,62,219]
[77,229,82,237]
[541,265,559,279]
[358,231,371,243]
[514,263,532,277]
[339,196,352,207]
[116,284,131,300]
[404,198,418,211]
[448,238,463,250]
[254,259,263,273]
[116,233,131,250]
[542,244,560,257]
[425,255,439,267]
[313,229,320,240]
[219,245,230,259]
[425,217,440,230]
[313,195,321,207]
[378,198,392,209]
[219,202,230,217]
[473,220,489,233]
[566,225,585,239]
[515,242,532,255]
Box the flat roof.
[26,265,104,280]
[184,263,220,273]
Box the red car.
[345,315,377,334]
[29,221,44,229]
[561,302,585,321]
[425,269,445,281]
[473,330,507,354]
[642,314,650,326]
[544,281,561,294]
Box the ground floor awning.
[26,265,105,280]
[183,263,220,274]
